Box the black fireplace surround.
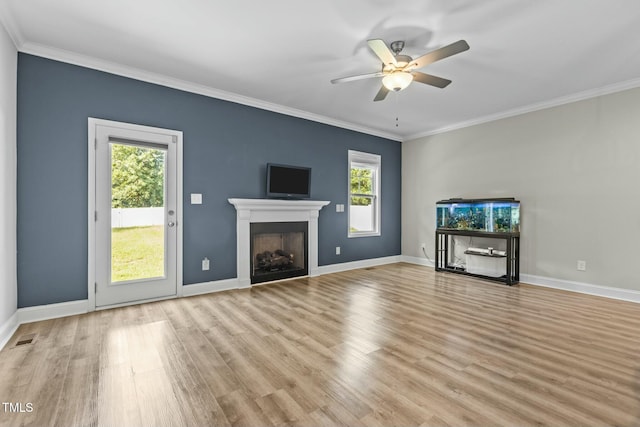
[250,221,308,284]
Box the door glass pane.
[110,143,166,282]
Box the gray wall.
[0,25,17,328]
[17,53,401,308]
[403,87,640,291]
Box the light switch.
[191,193,203,204]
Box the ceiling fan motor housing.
[382,44,413,92]
[382,55,412,73]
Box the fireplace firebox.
[250,222,308,284]
[228,198,329,287]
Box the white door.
[90,119,181,307]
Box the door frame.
[88,118,183,311]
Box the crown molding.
[405,76,640,141]
[0,2,24,48]
[16,38,640,144]
[18,42,402,142]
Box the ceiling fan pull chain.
[395,92,400,128]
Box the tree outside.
[350,166,373,206]
[111,144,165,208]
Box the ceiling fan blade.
[407,40,469,70]
[373,85,389,102]
[367,39,398,67]
[411,72,452,88]
[331,71,384,84]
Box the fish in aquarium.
[436,198,520,233]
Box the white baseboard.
[400,255,435,268]
[401,256,640,304]
[1,300,89,351]
[184,257,405,296]
[18,299,89,324]
[5,258,639,351]
[521,274,640,304]
[0,312,19,350]
[5,258,402,349]
[317,255,402,275]
[182,278,241,297]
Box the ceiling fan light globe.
[382,71,413,92]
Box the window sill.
[348,231,381,238]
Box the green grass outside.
[111,225,164,282]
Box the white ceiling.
[2,0,640,141]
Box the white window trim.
[348,150,381,238]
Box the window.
[348,150,381,237]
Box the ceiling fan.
[331,39,470,101]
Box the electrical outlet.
[577,260,586,271]
[202,257,210,271]
[336,246,341,255]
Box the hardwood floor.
[1,263,640,426]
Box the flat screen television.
[266,163,311,199]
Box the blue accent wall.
[17,53,401,308]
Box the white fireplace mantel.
[228,198,330,287]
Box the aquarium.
[436,198,520,233]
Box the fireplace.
[228,198,330,287]
[251,222,308,284]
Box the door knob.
[168,221,176,227]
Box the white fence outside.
[111,207,164,228]
[350,205,373,231]
[112,206,373,230]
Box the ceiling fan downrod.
[389,41,405,55]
